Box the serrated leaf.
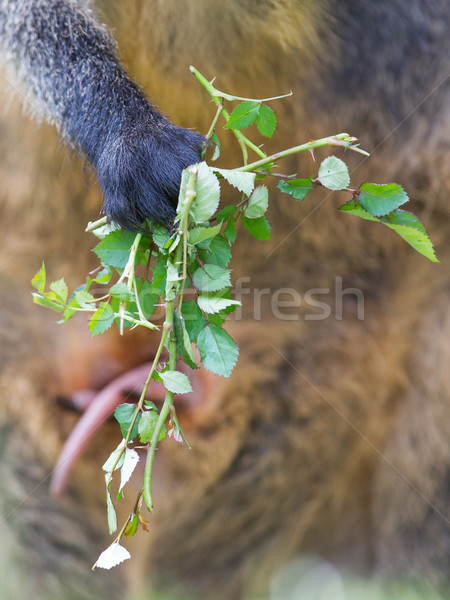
[181,300,207,342]
[241,215,271,240]
[102,442,125,472]
[75,290,96,309]
[256,104,277,137]
[278,178,314,201]
[152,224,171,249]
[89,302,114,336]
[384,209,426,233]
[32,292,65,312]
[174,310,198,365]
[138,410,166,443]
[190,162,221,224]
[244,186,269,219]
[216,204,237,222]
[189,223,222,246]
[223,217,236,243]
[50,278,68,303]
[109,282,134,301]
[114,403,141,440]
[93,542,131,570]
[160,370,193,394]
[193,264,231,292]
[93,267,113,284]
[119,449,140,493]
[31,262,46,292]
[198,235,232,267]
[225,101,260,130]
[318,156,350,191]
[197,324,239,377]
[93,231,137,269]
[152,257,167,294]
[359,182,408,217]
[213,168,256,196]
[198,294,241,314]
[339,200,438,262]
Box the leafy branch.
[31,66,438,570]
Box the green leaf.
[383,209,426,233]
[198,235,231,267]
[114,403,141,440]
[89,302,114,336]
[174,310,198,366]
[93,231,137,269]
[339,200,438,262]
[197,324,239,377]
[137,280,159,318]
[49,278,68,303]
[193,264,231,292]
[160,370,193,394]
[244,186,269,219]
[190,162,221,224]
[138,410,166,443]
[152,224,171,249]
[216,204,237,223]
[181,300,207,342]
[93,267,113,284]
[189,223,222,245]
[225,101,260,130]
[124,514,140,538]
[109,282,134,301]
[317,156,350,190]
[31,262,46,293]
[197,294,241,314]
[358,182,408,217]
[151,256,167,294]
[241,215,271,240]
[256,104,277,137]
[278,178,314,201]
[223,217,236,243]
[75,290,96,309]
[32,292,65,312]
[213,168,256,196]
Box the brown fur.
[0,1,449,598]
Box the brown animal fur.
[0,1,449,598]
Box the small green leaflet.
[317,156,350,191]
[241,215,271,240]
[160,370,193,394]
[197,293,241,314]
[189,223,222,245]
[181,300,207,342]
[256,104,277,138]
[278,178,314,201]
[197,324,239,377]
[190,162,221,224]
[152,224,171,249]
[31,262,46,293]
[193,264,231,292]
[213,168,256,196]
[225,101,260,130]
[198,235,232,267]
[223,217,237,243]
[173,310,198,366]
[216,204,236,222]
[339,200,438,262]
[93,231,137,269]
[244,186,269,219]
[109,282,134,301]
[89,302,114,336]
[138,410,167,443]
[114,403,141,440]
[358,182,408,217]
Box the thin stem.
[85,216,108,232]
[236,133,369,173]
